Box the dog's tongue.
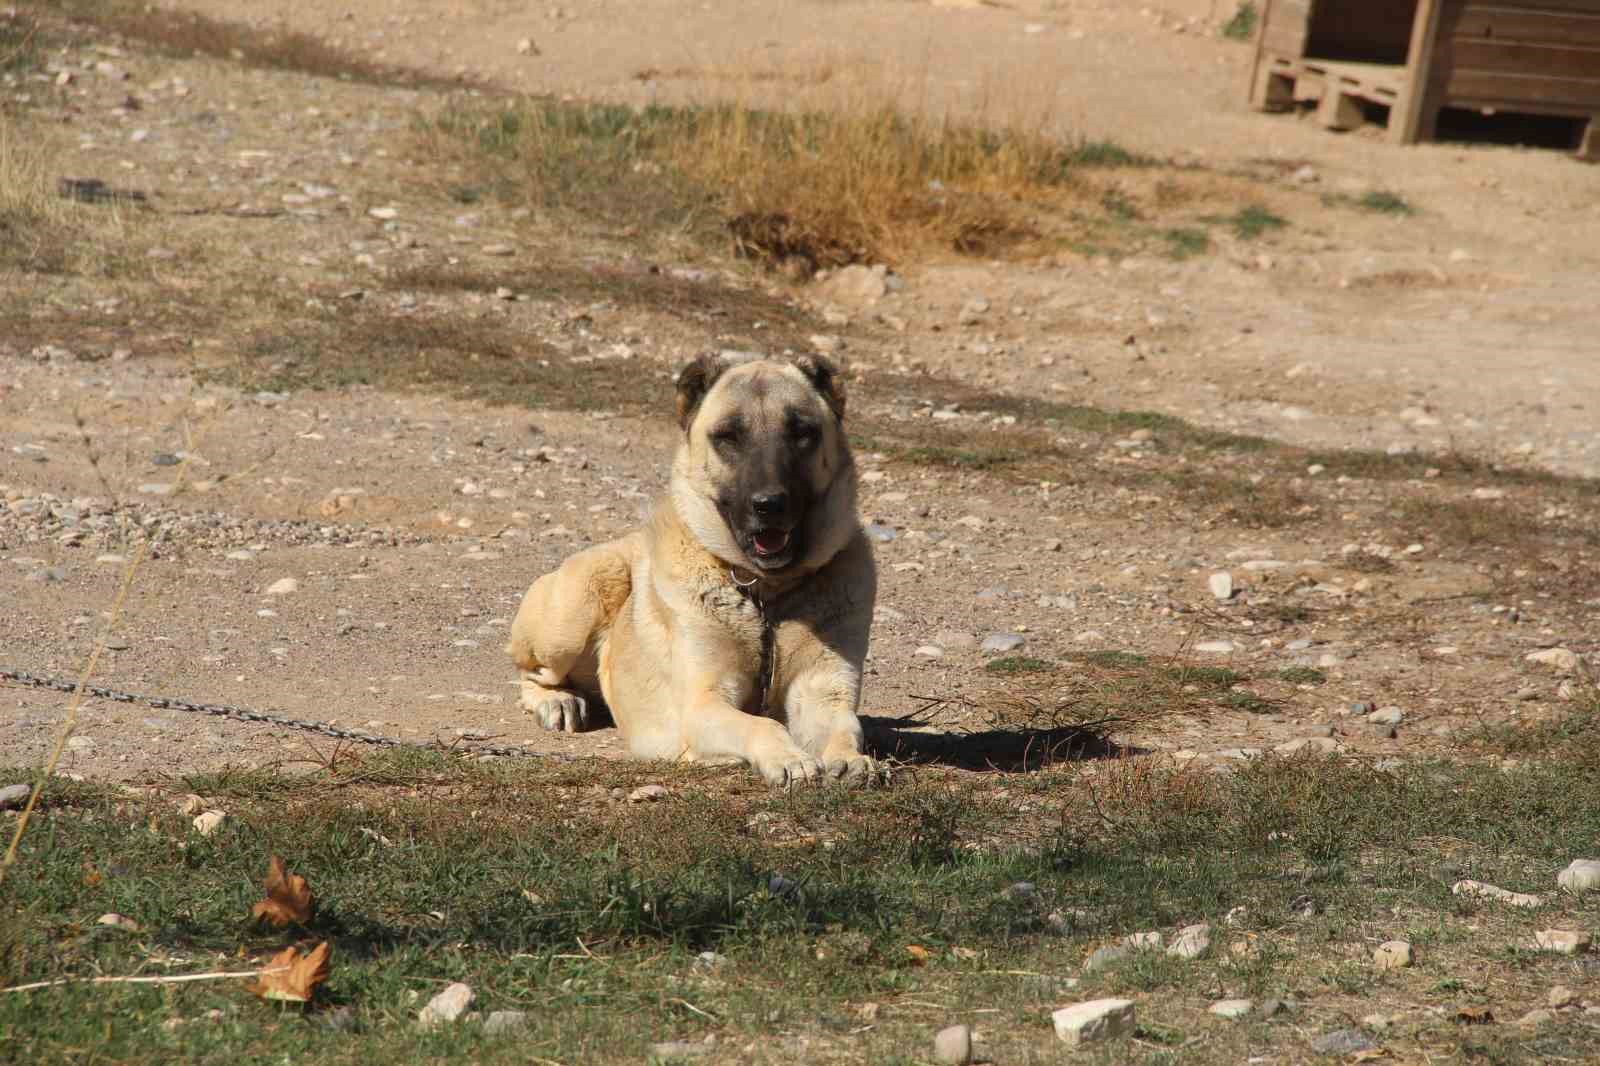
[752,530,790,557]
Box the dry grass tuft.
[0,117,80,272]
[421,98,1214,268]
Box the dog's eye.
[792,426,819,450]
[711,429,742,452]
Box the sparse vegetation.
[984,655,1052,675]
[1220,204,1286,240]
[1326,189,1416,215]
[1279,666,1327,685]
[1160,225,1210,259]
[6,745,1600,1062]
[1220,2,1259,42]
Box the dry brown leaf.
[1352,1050,1390,1063]
[1455,1006,1494,1025]
[251,856,313,927]
[905,944,930,965]
[249,941,331,1003]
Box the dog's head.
[671,351,855,575]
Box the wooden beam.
[1392,0,1445,144]
[1579,116,1599,162]
[1247,0,1277,108]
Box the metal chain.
[0,667,566,761]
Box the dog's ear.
[793,354,846,420]
[674,351,727,430]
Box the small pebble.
[418,982,475,1028]
[932,1023,973,1064]
[1373,940,1413,971]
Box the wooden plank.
[1248,0,1276,110]
[1579,116,1599,160]
[1447,8,1600,47]
[1393,0,1445,143]
[1440,69,1600,108]
[1318,86,1368,129]
[1440,37,1600,77]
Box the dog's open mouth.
[750,528,792,562]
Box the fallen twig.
[5,965,287,994]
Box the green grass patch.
[1325,189,1416,216]
[1278,666,1327,685]
[1160,226,1210,259]
[984,656,1052,675]
[1218,204,1286,240]
[5,745,1600,1063]
[1220,2,1259,41]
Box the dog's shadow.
[861,713,1140,772]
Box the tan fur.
[505,355,876,786]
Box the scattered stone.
[367,206,398,220]
[265,577,300,596]
[1310,1028,1377,1055]
[913,645,944,659]
[97,912,139,931]
[177,794,206,816]
[1453,879,1543,908]
[933,630,976,652]
[1557,859,1600,894]
[864,522,897,543]
[1367,707,1405,726]
[1195,640,1236,654]
[1209,999,1252,1020]
[1052,999,1135,1046]
[628,784,668,803]
[932,1023,973,1064]
[1124,931,1163,950]
[1363,1013,1392,1030]
[418,982,475,1028]
[816,264,887,307]
[1533,929,1592,955]
[25,566,66,583]
[957,297,990,325]
[1517,1009,1554,1027]
[0,784,30,810]
[481,243,515,257]
[483,1010,527,1034]
[694,951,727,970]
[66,736,95,752]
[981,633,1026,654]
[1526,646,1580,674]
[192,810,226,836]
[1258,998,1293,1018]
[1167,923,1211,959]
[1082,944,1129,972]
[1373,940,1413,970]
[1548,985,1579,1009]
[649,1040,712,1059]
[1208,572,1234,600]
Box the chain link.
[0,667,566,761]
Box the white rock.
[0,784,30,809]
[192,810,226,836]
[1124,931,1163,950]
[628,785,668,803]
[815,264,887,308]
[418,982,475,1027]
[1557,859,1600,893]
[1373,940,1413,970]
[1195,640,1235,654]
[932,1023,973,1064]
[368,206,399,220]
[981,633,1026,654]
[1208,999,1252,1019]
[1533,930,1592,955]
[484,1010,527,1033]
[1167,923,1211,959]
[1052,998,1136,1046]
[97,913,139,931]
[1548,985,1579,1009]
[265,577,300,596]
[1452,879,1543,908]
[914,645,944,659]
[1526,647,1579,673]
[1367,707,1405,726]
[1208,572,1234,600]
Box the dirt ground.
[2,0,1598,785]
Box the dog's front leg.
[684,692,825,787]
[782,661,878,784]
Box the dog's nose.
[751,491,788,518]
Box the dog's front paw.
[755,752,826,789]
[524,688,588,733]
[825,754,882,786]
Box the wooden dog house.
[1249,0,1600,160]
